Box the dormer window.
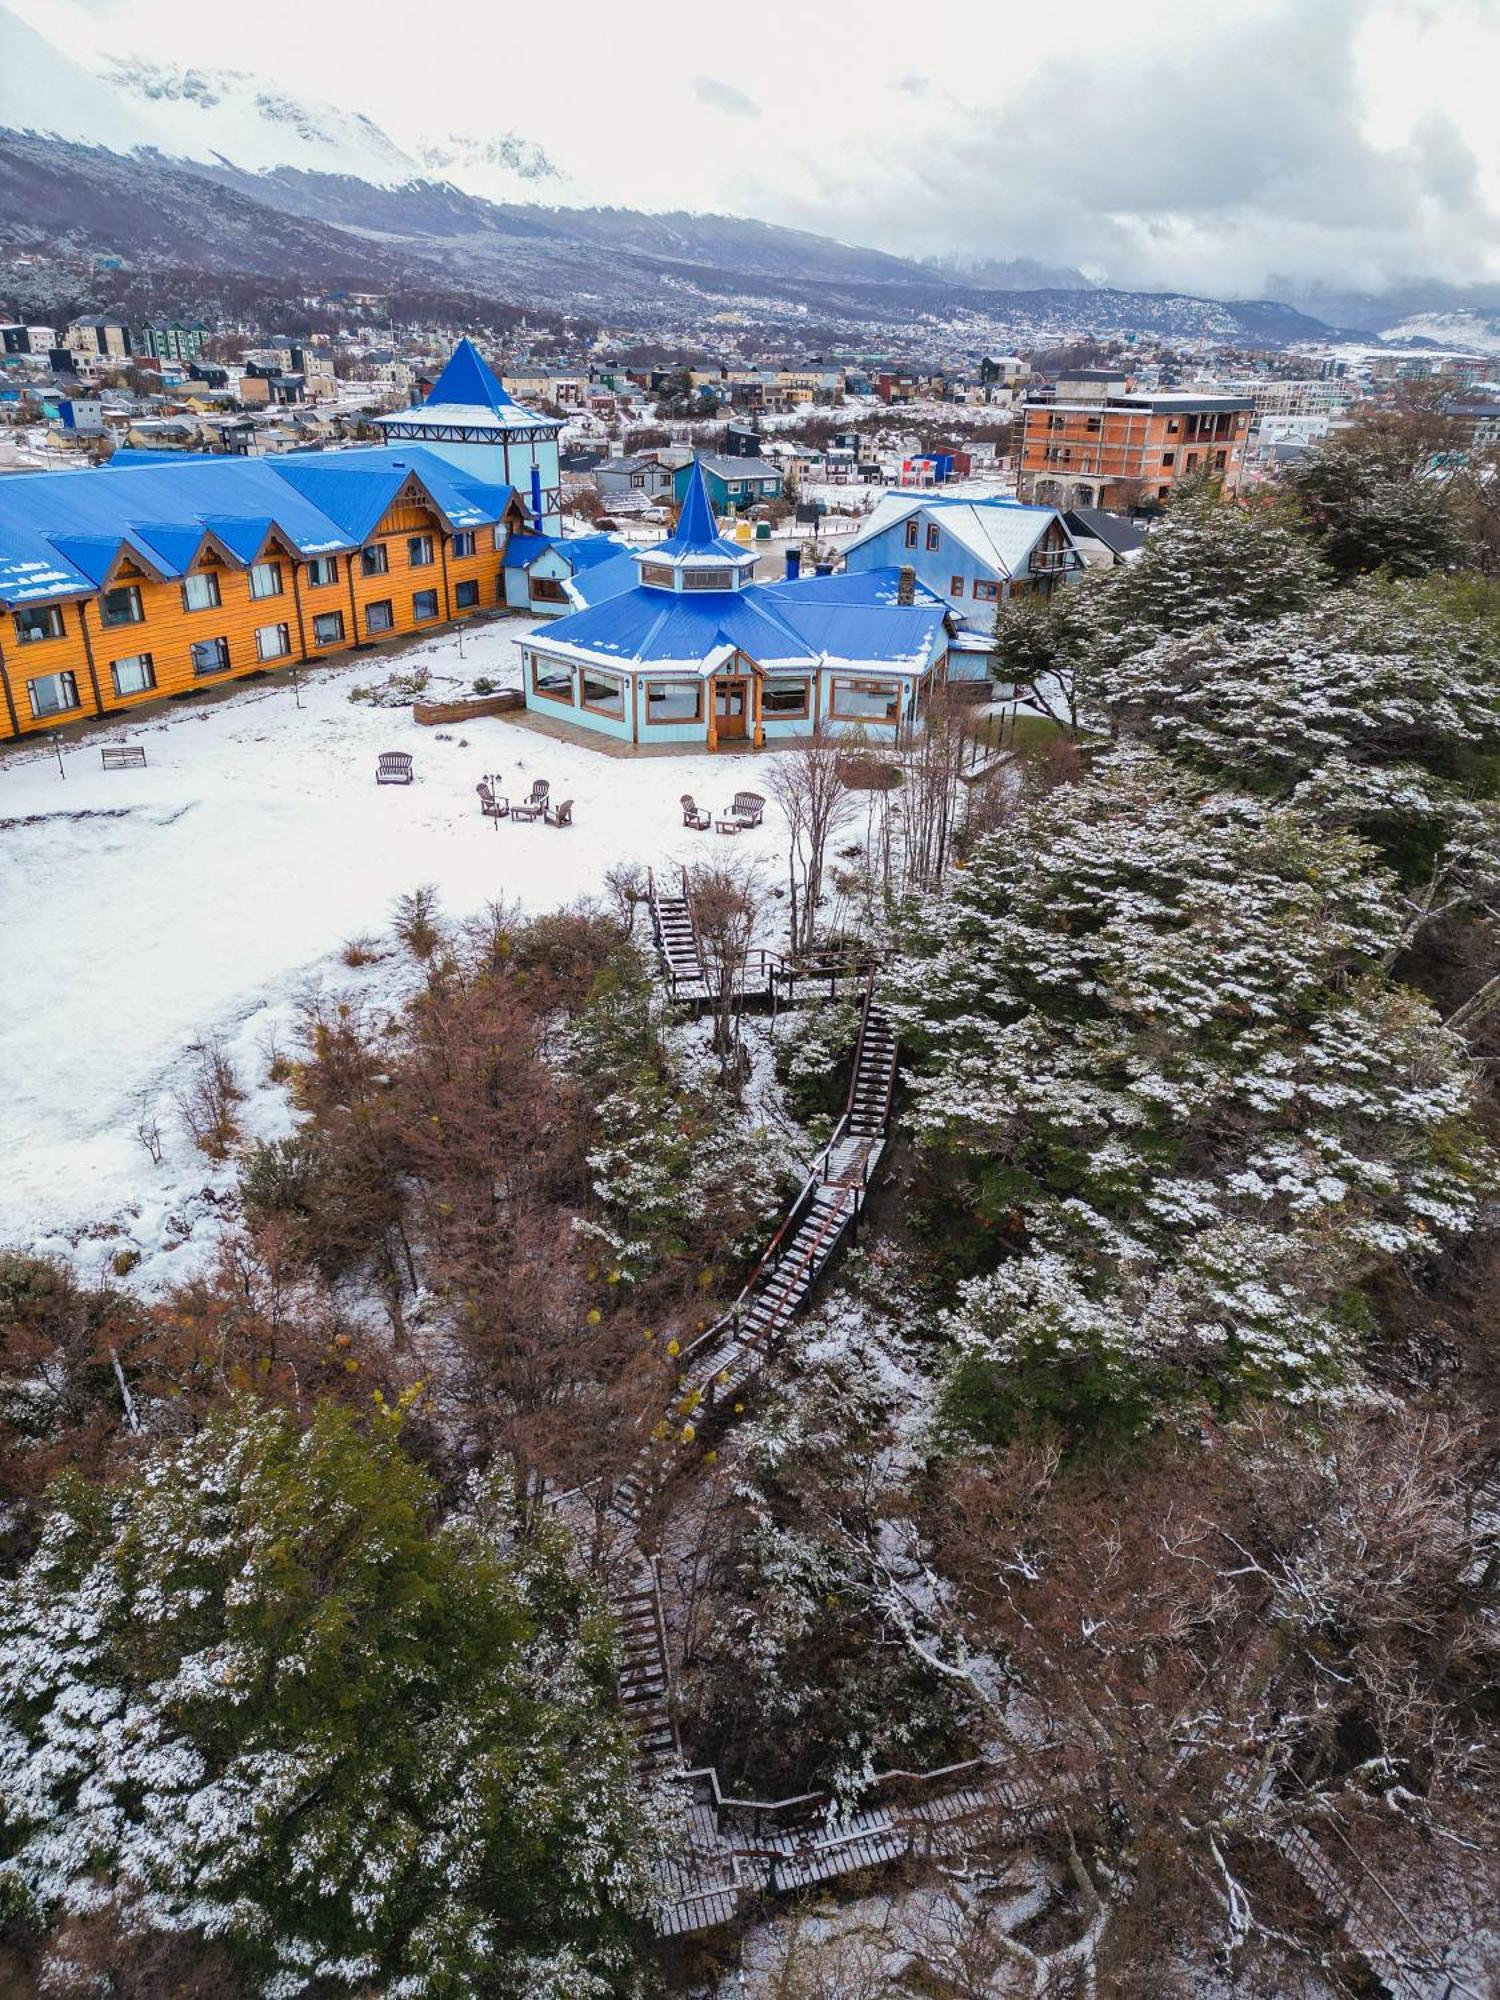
[640,563,675,589]
[683,568,726,591]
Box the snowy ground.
[0,612,792,1289]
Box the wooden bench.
[100,745,147,770]
[376,752,414,785]
[717,790,765,833]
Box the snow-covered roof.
[639,460,756,573]
[0,446,516,605]
[843,490,1068,578]
[375,337,563,439]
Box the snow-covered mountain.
[0,6,569,199]
[1377,309,1500,357]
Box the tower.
[374,338,564,532]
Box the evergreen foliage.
[0,1403,651,1997]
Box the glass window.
[100,585,143,628]
[645,680,701,723]
[950,575,964,596]
[581,668,624,717]
[640,563,674,589]
[831,675,900,722]
[248,560,283,600]
[190,636,230,677]
[361,544,388,577]
[925,523,940,551]
[255,623,291,662]
[312,611,345,646]
[407,535,435,567]
[182,572,221,612]
[451,531,476,558]
[110,652,155,696]
[903,519,919,548]
[306,555,338,587]
[530,654,574,702]
[1162,451,1175,467]
[454,579,479,610]
[972,580,999,602]
[14,604,64,644]
[412,589,439,621]
[366,600,394,635]
[683,568,727,591]
[762,676,809,718]
[27,669,79,717]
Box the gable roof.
[843,490,1068,577]
[1063,507,1149,557]
[0,445,516,606]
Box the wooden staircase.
[646,866,706,998]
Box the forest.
[2,394,1499,1998]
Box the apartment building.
[1017,392,1254,509]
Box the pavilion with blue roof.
[520,461,954,749]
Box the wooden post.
[76,600,106,717]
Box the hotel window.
[925,524,940,551]
[100,584,144,628]
[248,560,283,600]
[903,519,919,548]
[14,604,64,644]
[412,589,440,621]
[950,575,964,597]
[366,600,394,635]
[26,669,79,717]
[972,580,999,602]
[454,578,479,610]
[361,543,389,577]
[530,654,574,703]
[306,555,339,587]
[644,679,702,723]
[182,571,221,612]
[683,568,724,590]
[451,530,476,559]
[255,623,291,662]
[190,636,231,677]
[581,667,625,718]
[110,652,155,697]
[408,535,435,567]
[312,610,345,646]
[762,676,809,719]
[830,675,901,722]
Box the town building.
[0,408,536,742]
[140,322,209,364]
[66,316,132,360]
[1017,392,1254,509]
[596,454,675,504]
[376,338,564,532]
[519,461,952,750]
[671,451,782,514]
[841,491,1081,670]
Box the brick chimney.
[896,563,916,605]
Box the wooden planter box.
[412,690,524,726]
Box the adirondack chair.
[717,789,765,833]
[681,793,711,830]
[376,752,413,785]
[509,778,550,823]
[544,797,574,828]
[476,781,506,825]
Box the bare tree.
[767,738,856,955]
[687,855,762,1088]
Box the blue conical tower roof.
[648,458,753,570]
[423,337,517,413]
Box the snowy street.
[0,614,789,1286]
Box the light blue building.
[375,338,565,533]
[501,532,628,616]
[841,491,1081,675]
[521,463,951,750]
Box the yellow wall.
[0,498,514,742]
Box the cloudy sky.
[13,0,1500,296]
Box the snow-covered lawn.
[0,613,790,1287]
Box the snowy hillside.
[1378,309,1500,355]
[0,4,570,199]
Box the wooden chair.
[544,797,574,828]
[376,751,413,785]
[681,793,711,830]
[476,781,507,825]
[717,789,765,832]
[509,778,550,823]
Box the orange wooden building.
[1017,392,1254,511]
[0,447,535,743]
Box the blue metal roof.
[536,568,949,671]
[421,338,517,414]
[0,446,515,605]
[646,459,750,567]
[502,534,551,566]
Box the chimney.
[784,548,801,579]
[897,562,915,605]
[815,561,833,576]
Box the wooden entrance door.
[714,679,748,741]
